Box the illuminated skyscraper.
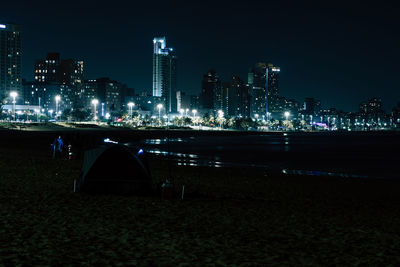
[152,37,166,97]
[248,63,267,117]
[266,64,280,113]
[248,63,280,118]
[0,23,22,103]
[152,37,177,113]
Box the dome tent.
[75,144,152,195]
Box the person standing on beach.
[52,136,64,158]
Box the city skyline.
[1,1,399,112]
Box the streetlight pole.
[192,109,197,127]
[55,95,61,121]
[128,102,134,120]
[157,104,163,120]
[35,109,39,122]
[284,111,290,121]
[10,92,17,121]
[328,117,330,130]
[92,99,99,121]
[38,97,41,122]
[284,111,290,131]
[218,110,224,130]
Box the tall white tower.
[152,37,166,97]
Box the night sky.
[2,1,399,112]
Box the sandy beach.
[0,128,400,265]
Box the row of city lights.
[6,93,299,124]
[8,92,102,121]
[6,93,392,128]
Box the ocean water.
[127,132,400,179]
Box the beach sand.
[0,129,400,265]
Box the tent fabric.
[76,144,152,195]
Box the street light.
[157,104,163,119]
[55,95,61,120]
[128,102,135,120]
[10,91,17,121]
[180,109,184,117]
[284,111,290,121]
[34,109,40,122]
[185,108,189,117]
[192,109,197,126]
[218,110,224,129]
[92,99,99,120]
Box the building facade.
[84,78,127,116]
[267,64,280,114]
[224,75,250,118]
[0,23,22,103]
[176,91,191,112]
[22,80,60,114]
[303,97,321,116]
[152,37,177,113]
[34,53,60,83]
[248,63,280,119]
[33,53,84,110]
[200,69,222,113]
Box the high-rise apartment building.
[34,53,84,86]
[84,78,127,115]
[248,63,267,117]
[22,80,60,111]
[176,91,191,112]
[152,37,177,113]
[34,53,60,83]
[224,75,251,118]
[303,97,321,115]
[34,53,84,110]
[0,23,22,103]
[248,63,280,118]
[267,64,280,113]
[201,69,222,113]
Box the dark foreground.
[1,130,400,265]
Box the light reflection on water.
[146,149,199,159]
[143,138,185,145]
[145,148,367,178]
[127,134,400,180]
